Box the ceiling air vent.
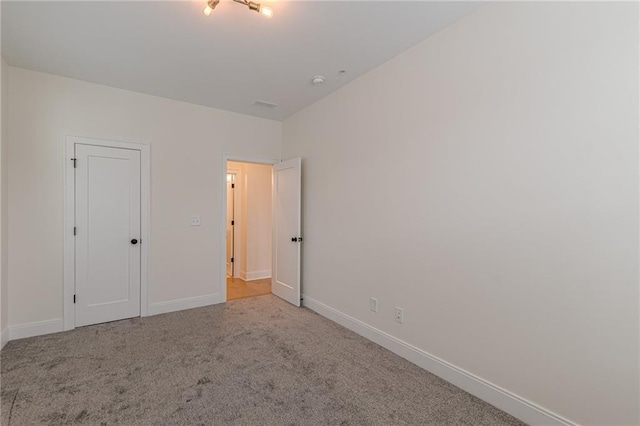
[254,100,278,108]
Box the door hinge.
[73,294,76,304]
[231,183,235,189]
[231,257,234,263]
[73,227,77,236]
[71,158,77,168]
[231,220,234,226]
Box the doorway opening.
[226,160,274,301]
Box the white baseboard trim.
[1,327,9,349]
[302,295,576,426]
[238,270,271,281]
[4,295,223,342]
[148,293,222,316]
[244,270,271,281]
[8,318,64,341]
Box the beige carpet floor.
[1,295,525,425]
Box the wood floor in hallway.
[227,276,271,301]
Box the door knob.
[291,237,297,242]
[131,239,138,245]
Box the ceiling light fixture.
[202,0,219,16]
[203,0,273,18]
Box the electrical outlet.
[190,216,201,226]
[370,297,378,313]
[395,307,404,324]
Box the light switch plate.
[190,216,201,226]
[370,297,378,313]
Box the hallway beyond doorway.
[227,277,271,301]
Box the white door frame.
[63,135,151,331]
[226,167,241,278]
[220,154,277,301]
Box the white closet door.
[75,144,141,327]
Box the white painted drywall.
[228,161,272,280]
[243,163,272,280]
[1,56,8,344]
[2,1,482,121]
[282,3,639,425]
[6,67,281,326]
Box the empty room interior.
[0,1,638,425]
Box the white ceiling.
[2,1,482,120]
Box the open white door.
[272,157,302,306]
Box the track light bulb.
[260,6,273,18]
[203,0,219,17]
[202,0,273,19]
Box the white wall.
[243,163,272,280]
[0,56,8,347]
[7,67,281,326]
[282,3,639,426]
[228,161,272,281]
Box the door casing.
[226,167,241,278]
[226,173,235,277]
[64,136,151,331]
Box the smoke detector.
[312,76,325,86]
